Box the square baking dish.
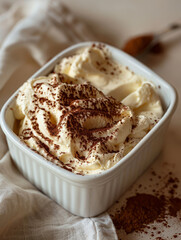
[0,42,177,217]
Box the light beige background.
[0,1,181,239]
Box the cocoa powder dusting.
[169,198,181,217]
[111,171,181,238]
[113,194,166,234]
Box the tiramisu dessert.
[13,44,163,175]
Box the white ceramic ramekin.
[0,42,177,217]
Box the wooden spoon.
[122,23,181,57]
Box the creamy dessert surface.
[14,44,163,175]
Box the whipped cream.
[14,43,163,175]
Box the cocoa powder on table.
[110,171,181,237]
[169,197,181,217]
[112,193,166,234]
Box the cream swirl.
[14,44,163,175]
[14,73,133,175]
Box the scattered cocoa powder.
[113,193,166,233]
[169,198,181,217]
[111,171,181,238]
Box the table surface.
[1,1,181,239]
[62,0,181,239]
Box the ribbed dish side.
[6,136,135,217]
[6,137,92,216]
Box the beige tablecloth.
[0,1,117,239]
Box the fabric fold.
[0,153,117,240]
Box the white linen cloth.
[0,1,117,239]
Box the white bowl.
[0,42,177,217]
